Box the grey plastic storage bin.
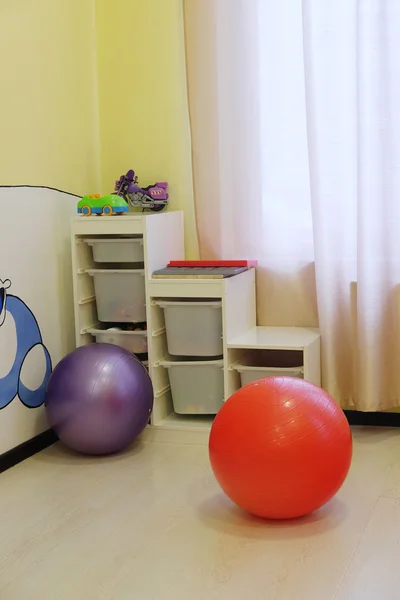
[159,358,224,414]
[84,237,144,263]
[87,326,148,354]
[155,300,223,357]
[86,269,146,323]
[233,359,303,387]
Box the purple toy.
[45,344,153,455]
[114,169,169,212]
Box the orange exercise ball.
[209,377,352,519]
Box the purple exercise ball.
[45,343,153,455]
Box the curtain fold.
[184,0,400,411]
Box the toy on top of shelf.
[114,169,168,212]
[168,260,258,268]
[152,266,249,279]
[78,194,129,216]
[152,260,258,279]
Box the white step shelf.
[228,326,320,389]
[71,212,321,439]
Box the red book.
[168,260,258,267]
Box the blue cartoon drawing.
[0,278,52,409]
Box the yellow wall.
[95,0,199,258]
[0,0,197,253]
[0,0,100,194]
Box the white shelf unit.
[147,268,257,428]
[227,326,321,391]
[71,212,185,427]
[71,212,321,436]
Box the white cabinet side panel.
[223,269,256,342]
[144,212,184,280]
[303,337,321,387]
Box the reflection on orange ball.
[209,377,352,519]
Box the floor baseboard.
[344,410,400,427]
[0,430,58,474]
[0,411,398,475]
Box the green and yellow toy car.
[77,194,129,216]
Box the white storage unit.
[147,269,257,429]
[86,268,146,322]
[84,237,144,263]
[72,212,321,441]
[71,212,185,432]
[155,299,223,356]
[227,327,321,393]
[87,326,148,354]
[159,358,224,414]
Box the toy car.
[114,170,169,212]
[77,194,129,216]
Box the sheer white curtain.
[184,0,400,411]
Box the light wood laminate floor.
[1,427,400,599]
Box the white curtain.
[184,0,400,411]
